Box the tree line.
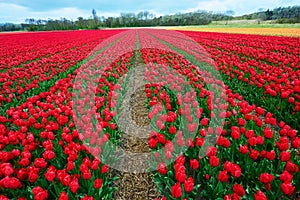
[1,9,233,31]
[0,6,299,32]
[236,6,300,23]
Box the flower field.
[167,27,300,37]
[0,29,299,200]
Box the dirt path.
[113,54,161,200]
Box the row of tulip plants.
[0,30,124,109]
[177,30,300,130]
[0,30,136,200]
[135,30,299,199]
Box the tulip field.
[0,29,299,200]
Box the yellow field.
[167,27,300,37]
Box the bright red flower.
[195,137,204,147]
[184,177,194,192]
[259,173,274,184]
[249,149,259,160]
[70,178,79,193]
[101,164,109,174]
[175,169,186,183]
[233,184,245,197]
[91,159,100,170]
[280,170,293,183]
[218,170,228,182]
[231,126,240,140]
[0,177,22,189]
[0,163,14,176]
[201,118,209,126]
[205,174,210,180]
[32,186,48,200]
[237,118,246,126]
[206,146,217,157]
[256,136,264,145]
[285,161,299,173]
[231,164,242,178]
[58,192,68,200]
[281,182,295,196]
[169,126,176,134]
[248,136,257,147]
[199,128,206,137]
[280,151,290,162]
[157,163,167,175]
[263,127,273,139]
[43,150,55,160]
[239,145,248,154]
[266,150,276,161]
[148,137,158,148]
[44,166,56,182]
[33,158,47,169]
[224,161,233,172]
[254,190,267,200]
[171,183,182,198]
[291,137,300,148]
[94,178,103,189]
[209,156,219,167]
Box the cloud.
[0,3,121,23]
[0,1,195,23]
[0,3,86,23]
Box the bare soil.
[113,57,161,200]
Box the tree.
[105,17,113,28]
[91,9,99,29]
[120,13,127,27]
[144,11,150,20]
[25,18,37,31]
[225,10,234,25]
[77,17,84,29]
[137,12,143,20]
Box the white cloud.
[0,3,120,23]
[0,3,89,23]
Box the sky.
[0,0,299,23]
